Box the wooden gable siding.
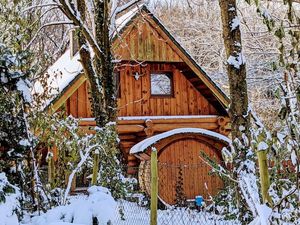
[112,17,183,62]
[64,63,218,118]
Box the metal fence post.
[150,147,158,225]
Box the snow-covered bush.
[0,172,21,225]
[28,186,116,225]
[32,112,127,204]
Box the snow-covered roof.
[33,6,142,109]
[130,128,231,154]
[32,49,82,109]
[114,5,141,33]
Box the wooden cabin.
[44,5,231,205]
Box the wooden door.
[157,138,223,205]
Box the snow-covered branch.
[63,142,98,205]
[57,0,104,61]
[110,0,141,35]
[26,20,74,50]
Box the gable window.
[150,72,173,96]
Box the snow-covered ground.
[1,180,239,225]
[21,187,116,225]
[20,200,239,225]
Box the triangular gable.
[112,9,183,62]
[43,5,229,113]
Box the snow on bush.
[0,172,20,225]
[29,186,116,225]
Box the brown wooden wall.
[113,17,183,62]
[64,63,218,118]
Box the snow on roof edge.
[32,49,82,110]
[130,128,231,154]
[37,6,143,109]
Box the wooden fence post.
[257,149,272,204]
[91,150,100,185]
[150,147,158,225]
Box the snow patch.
[118,115,218,120]
[227,53,245,69]
[29,186,116,225]
[16,79,32,103]
[18,139,30,147]
[0,173,20,225]
[257,142,268,151]
[291,151,297,165]
[231,16,240,31]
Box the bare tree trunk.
[95,0,116,123]
[219,0,272,206]
[219,0,250,143]
[76,0,107,127]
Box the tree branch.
[23,3,61,13]
[26,21,74,50]
[57,0,104,61]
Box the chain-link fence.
[111,162,240,225]
[112,200,240,225]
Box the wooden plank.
[141,65,150,116]
[130,26,137,59]
[69,89,78,117]
[181,75,189,115]
[117,124,145,133]
[86,81,92,117]
[127,66,134,116]
[77,83,87,118]
[120,141,136,148]
[133,65,142,115]
[118,68,126,116]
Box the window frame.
[150,71,174,98]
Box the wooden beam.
[78,116,230,134]
[152,123,219,132]
[48,74,87,113]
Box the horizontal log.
[78,117,228,134]
[120,141,137,148]
[118,116,220,125]
[79,120,96,126]
[152,122,219,132]
[128,154,137,161]
[127,167,138,175]
[118,125,145,134]
[119,134,137,140]
[79,124,145,134]
[79,116,222,125]
[135,152,151,161]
